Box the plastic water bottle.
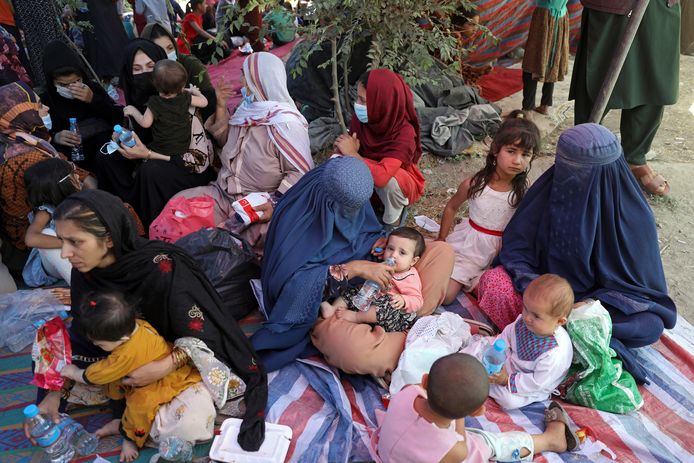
[158,436,193,461]
[482,339,507,375]
[68,118,84,161]
[57,415,99,456]
[5,310,69,353]
[113,124,136,147]
[352,256,396,311]
[24,405,75,463]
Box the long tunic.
[522,0,570,83]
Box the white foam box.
[209,418,292,463]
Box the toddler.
[462,274,574,410]
[61,291,214,462]
[123,59,208,157]
[321,227,425,332]
[22,158,80,286]
[376,353,577,462]
[438,111,540,304]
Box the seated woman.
[141,22,217,120]
[476,123,677,384]
[40,41,124,171]
[95,39,216,227]
[0,81,93,271]
[251,156,454,374]
[335,69,425,228]
[169,51,311,256]
[29,189,267,451]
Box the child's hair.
[50,65,82,80]
[389,226,426,257]
[524,274,574,318]
[187,0,203,13]
[24,158,79,209]
[468,110,541,207]
[153,59,188,95]
[427,353,489,419]
[78,291,137,342]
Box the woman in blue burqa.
[476,123,676,384]
[251,156,455,373]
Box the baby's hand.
[390,294,406,310]
[123,105,137,117]
[489,366,509,385]
[187,85,202,96]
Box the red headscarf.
[350,69,422,167]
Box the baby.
[462,274,574,409]
[61,291,213,462]
[376,353,577,462]
[321,227,425,332]
[123,59,207,157]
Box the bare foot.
[335,308,359,322]
[95,418,121,437]
[120,439,139,462]
[320,301,336,319]
[544,420,568,453]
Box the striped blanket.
[1,295,693,462]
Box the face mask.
[56,86,75,99]
[41,114,52,131]
[100,140,120,155]
[131,72,156,102]
[354,103,368,124]
[167,50,177,61]
[241,86,254,107]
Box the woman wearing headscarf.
[335,69,425,228]
[476,123,677,384]
[0,25,31,86]
[165,52,311,256]
[0,81,93,265]
[30,189,267,452]
[94,39,216,227]
[140,22,217,120]
[41,41,124,171]
[251,156,455,373]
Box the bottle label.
[35,425,60,447]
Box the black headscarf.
[119,39,167,112]
[64,190,268,451]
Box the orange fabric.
[0,0,15,26]
[362,157,425,204]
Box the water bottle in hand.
[6,310,69,353]
[158,436,193,462]
[57,415,98,456]
[24,405,75,463]
[68,118,84,161]
[113,124,136,147]
[482,339,507,375]
[352,257,396,312]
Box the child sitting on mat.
[375,353,578,463]
[461,274,574,410]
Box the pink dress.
[376,385,492,463]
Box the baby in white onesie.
[462,274,574,409]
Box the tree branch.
[331,37,348,133]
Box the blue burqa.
[251,157,384,371]
[498,123,676,383]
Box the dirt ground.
[411,55,694,324]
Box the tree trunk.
[331,38,348,133]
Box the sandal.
[545,401,579,452]
[629,164,670,196]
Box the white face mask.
[167,50,177,61]
[41,114,52,131]
[56,86,75,99]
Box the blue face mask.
[241,87,254,107]
[41,114,52,131]
[354,103,368,124]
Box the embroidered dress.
[461,314,572,409]
[446,186,516,291]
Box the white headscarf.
[230,52,313,173]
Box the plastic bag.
[175,228,260,321]
[31,315,72,391]
[149,195,215,243]
[0,289,68,348]
[561,300,643,414]
[390,313,471,394]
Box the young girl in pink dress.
[437,111,541,305]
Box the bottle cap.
[23,404,40,419]
[374,247,383,253]
[69,117,77,123]
[493,339,507,351]
[113,124,123,133]
[33,319,47,329]
[59,310,69,320]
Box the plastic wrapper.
[31,315,72,391]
